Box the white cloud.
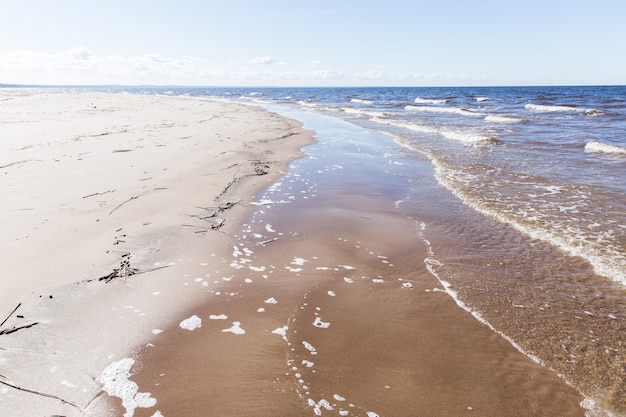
[248,56,274,65]
[0,46,493,86]
[67,46,92,61]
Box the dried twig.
[97,254,170,283]
[0,322,38,336]
[258,238,280,246]
[1,303,21,327]
[108,193,146,215]
[0,375,81,409]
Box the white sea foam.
[313,317,331,328]
[584,140,626,155]
[350,98,374,104]
[222,321,246,335]
[179,315,202,330]
[292,257,308,266]
[302,341,317,354]
[342,107,390,119]
[272,326,289,341]
[524,103,600,114]
[264,297,278,304]
[209,314,228,320]
[99,358,157,417]
[414,97,447,105]
[484,115,522,123]
[375,117,495,143]
[476,97,489,102]
[405,104,485,117]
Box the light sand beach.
[0,90,311,416]
[1,90,587,417]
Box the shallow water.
[270,109,626,415]
[64,85,625,415]
[134,112,587,417]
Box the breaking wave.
[584,140,626,155]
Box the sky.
[1,0,625,87]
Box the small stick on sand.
[258,237,280,245]
[0,322,38,336]
[0,303,21,327]
[0,375,81,410]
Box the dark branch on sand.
[108,194,142,215]
[1,303,21,328]
[0,303,38,336]
[95,253,170,283]
[0,322,38,336]
[0,375,81,410]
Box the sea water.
[80,85,625,414]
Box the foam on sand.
[179,315,202,330]
[222,321,246,334]
[99,358,157,417]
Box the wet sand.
[130,113,587,416]
[131,190,585,417]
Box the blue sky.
[1,0,625,86]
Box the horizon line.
[2,83,626,89]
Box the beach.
[0,88,616,417]
[0,90,311,416]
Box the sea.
[68,85,626,414]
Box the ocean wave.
[350,98,374,105]
[476,97,489,102]
[430,162,626,285]
[584,140,626,155]
[524,103,603,115]
[414,97,447,105]
[342,107,390,119]
[484,115,523,123]
[374,117,498,144]
[405,104,485,117]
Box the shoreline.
[0,90,314,416]
[130,109,587,417]
[0,90,600,416]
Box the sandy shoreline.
[130,109,586,417]
[1,89,589,417]
[0,90,312,416]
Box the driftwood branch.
[0,303,39,337]
[258,237,279,246]
[1,303,21,327]
[0,322,38,336]
[0,375,81,410]
[96,253,170,283]
[108,193,145,215]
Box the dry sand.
[0,89,312,416]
